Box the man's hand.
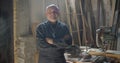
[45,38,54,44]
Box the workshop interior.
[0,0,120,63]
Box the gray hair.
[46,4,59,11]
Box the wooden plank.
[57,0,63,22]
[109,0,116,26]
[100,0,106,26]
[79,0,86,46]
[85,0,94,45]
[97,0,100,28]
[65,0,74,45]
[72,0,81,46]
[13,0,17,63]
[88,0,96,45]
[34,51,39,63]
[88,51,120,59]
[32,23,39,63]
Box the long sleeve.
[36,25,51,49]
[63,25,72,45]
[53,25,72,48]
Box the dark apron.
[38,47,66,63]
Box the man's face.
[46,7,59,23]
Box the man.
[36,4,72,63]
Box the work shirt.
[36,20,72,63]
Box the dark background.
[0,0,13,63]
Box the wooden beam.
[13,0,17,63]
[88,0,96,46]
[72,0,82,46]
[88,51,120,59]
[109,0,116,27]
[97,0,100,28]
[65,0,74,45]
[85,0,94,45]
[79,0,86,46]
[100,0,106,26]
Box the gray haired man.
[36,4,72,63]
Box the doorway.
[0,0,14,63]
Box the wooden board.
[88,51,120,59]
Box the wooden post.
[79,0,87,46]
[13,0,17,63]
[72,0,81,46]
[109,0,116,27]
[97,0,100,28]
[87,0,96,46]
[100,0,106,26]
[65,0,74,45]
